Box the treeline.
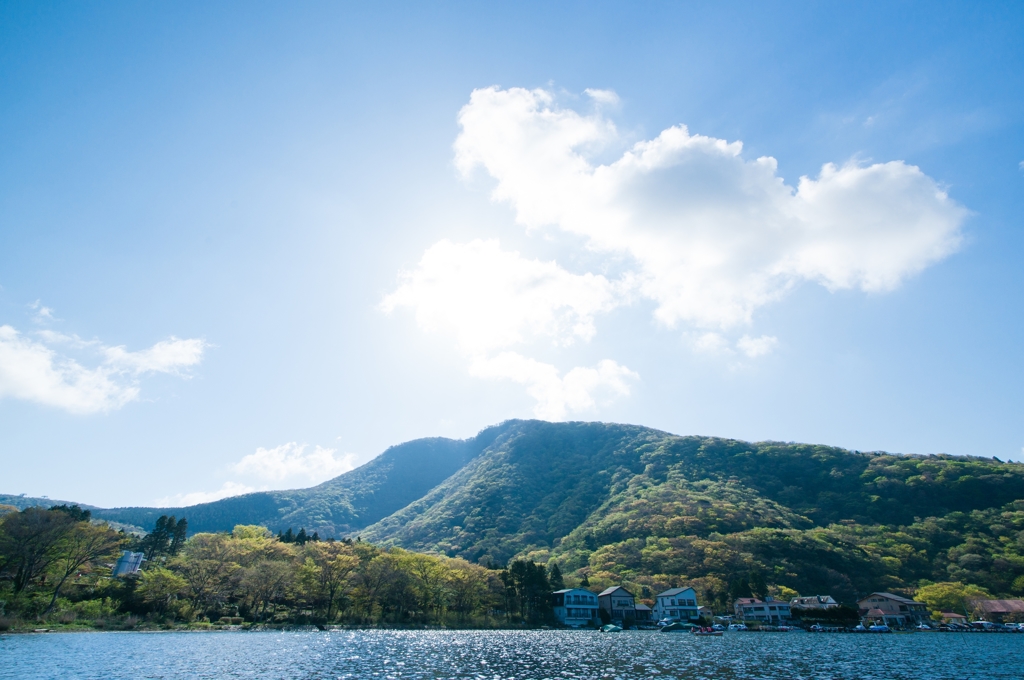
[556,500,1024,614]
[0,505,122,625]
[0,506,564,630]
[2,503,1013,630]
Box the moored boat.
[692,627,724,637]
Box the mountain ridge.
[36,423,512,534]
[6,420,1024,603]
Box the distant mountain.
[88,425,509,534]
[0,494,98,511]
[8,419,1024,602]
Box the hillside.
[362,421,1024,553]
[7,419,1024,604]
[360,421,1024,604]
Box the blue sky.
[1,2,1022,507]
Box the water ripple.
[0,629,1018,679]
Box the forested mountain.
[356,421,1024,605]
[7,420,1024,604]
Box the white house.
[734,596,791,623]
[653,587,700,621]
[551,588,599,627]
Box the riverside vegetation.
[0,505,566,630]
[3,420,1024,629]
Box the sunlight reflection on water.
[1,629,1019,679]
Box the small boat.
[660,622,698,632]
[868,625,891,633]
[692,627,724,637]
[599,624,623,633]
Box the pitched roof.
[599,586,633,597]
[635,604,652,611]
[657,587,694,597]
[970,599,1024,614]
[862,592,925,606]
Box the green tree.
[172,533,236,613]
[915,581,991,617]
[548,563,565,591]
[170,518,188,555]
[297,542,358,621]
[729,576,753,601]
[49,504,92,522]
[140,515,187,559]
[748,570,768,599]
[239,560,293,621]
[0,507,78,593]
[44,522,122,614]
[501,560,551,624]
[137,567,188,613]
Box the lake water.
[1,629,1019,679]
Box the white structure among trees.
[653,587,700,621]
[551,588,599,627]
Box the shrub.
[74,598,118,620]
[173,602,196,623]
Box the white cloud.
[689,332,778,360]
[469,352,637,420]
[154,481,256,507]
[105,337,206,375]
[0,324,207,414]
[155,443,356,507]
[584,88,620,106]
[382,239,637,417]
[737,334,779,358]
[691,332,732,355]
[382,239,624,354]
[233,443,355,485]
[385,86,968,416]
[29,300,55,322]
[455,86,968,330]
